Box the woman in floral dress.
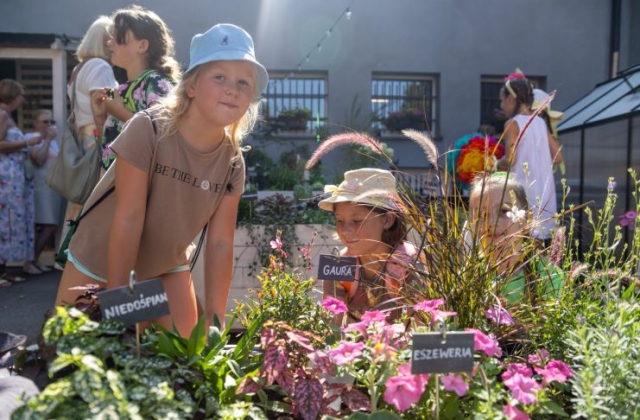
[0,79,41,285]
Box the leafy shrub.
[565,292,640,419]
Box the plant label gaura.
[317,254,359,282]
[97,278,170,326]
[412,332,475,374]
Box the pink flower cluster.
[500,349,572,407]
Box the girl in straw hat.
[319,168,422,322]
[55,23,269,337]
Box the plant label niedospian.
[411,332,475,374]
[97,278,170,326]
[317,254,358,282]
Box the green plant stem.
[433,373,440,420]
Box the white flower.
[506,206,526,224]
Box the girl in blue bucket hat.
[56,23,269,337]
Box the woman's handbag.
[46,64,101,204]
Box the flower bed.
[10,131,640,419]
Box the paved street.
[0,253,61,346]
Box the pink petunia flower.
[534,360,572,385]
[321,297,348,315]
[503,404,530,420]
[468,329,502,357]
[342,320,368,337]
[413,299,445,312]
[441,374,469,397]
[360,310,388,326]
[503,373,540,405]
[397,362,429,386]
[429,309,457,325]
[527,349,549,366]
[502,363,533,382]
[328,341,364,365]
[486,306,515,325]
[383,374,426,412]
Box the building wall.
[0,0,614,166]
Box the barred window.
[371,73,438,136]
[261,72,328,133]
[480,75,546,133]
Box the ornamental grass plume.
[401,128,439,169]
[305,132,385,170]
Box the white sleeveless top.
[510,114,557,240]
[66,58,118,128]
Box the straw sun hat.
[532,88,564,120]
[318,168,401,212]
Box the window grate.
[261,72,328,132]
[371,74,437,136]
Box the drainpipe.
[610,0,621,78]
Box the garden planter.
[191,224,340,328]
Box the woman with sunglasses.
[23,109,65,275]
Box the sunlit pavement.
[0,251,61,346]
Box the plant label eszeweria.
[97,278,170,326]
[411,332,475,374]
[317,254,359,282]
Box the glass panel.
[590,91,640,123]
[580,121,628,251]
[559,81,630,131]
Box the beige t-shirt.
[69,111,245,280]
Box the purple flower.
[608,180,617,191]
[321,297,347,315]
[486,306,515,325]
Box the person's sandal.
[22,263,43,276]
[34,262,52,273]
[0,271,27,283]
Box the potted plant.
[382,108,428,132]
[276,107,312,131]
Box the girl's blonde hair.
[157,64,260,162]
[470,172,529,211]
[76,16,112,62]
[110,5,181,80]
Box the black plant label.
[317,254,359,282]
[411,332,475,374]
[97,278,170,326]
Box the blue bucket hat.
[185,23,269,96]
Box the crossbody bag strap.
[189,158,238,271]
